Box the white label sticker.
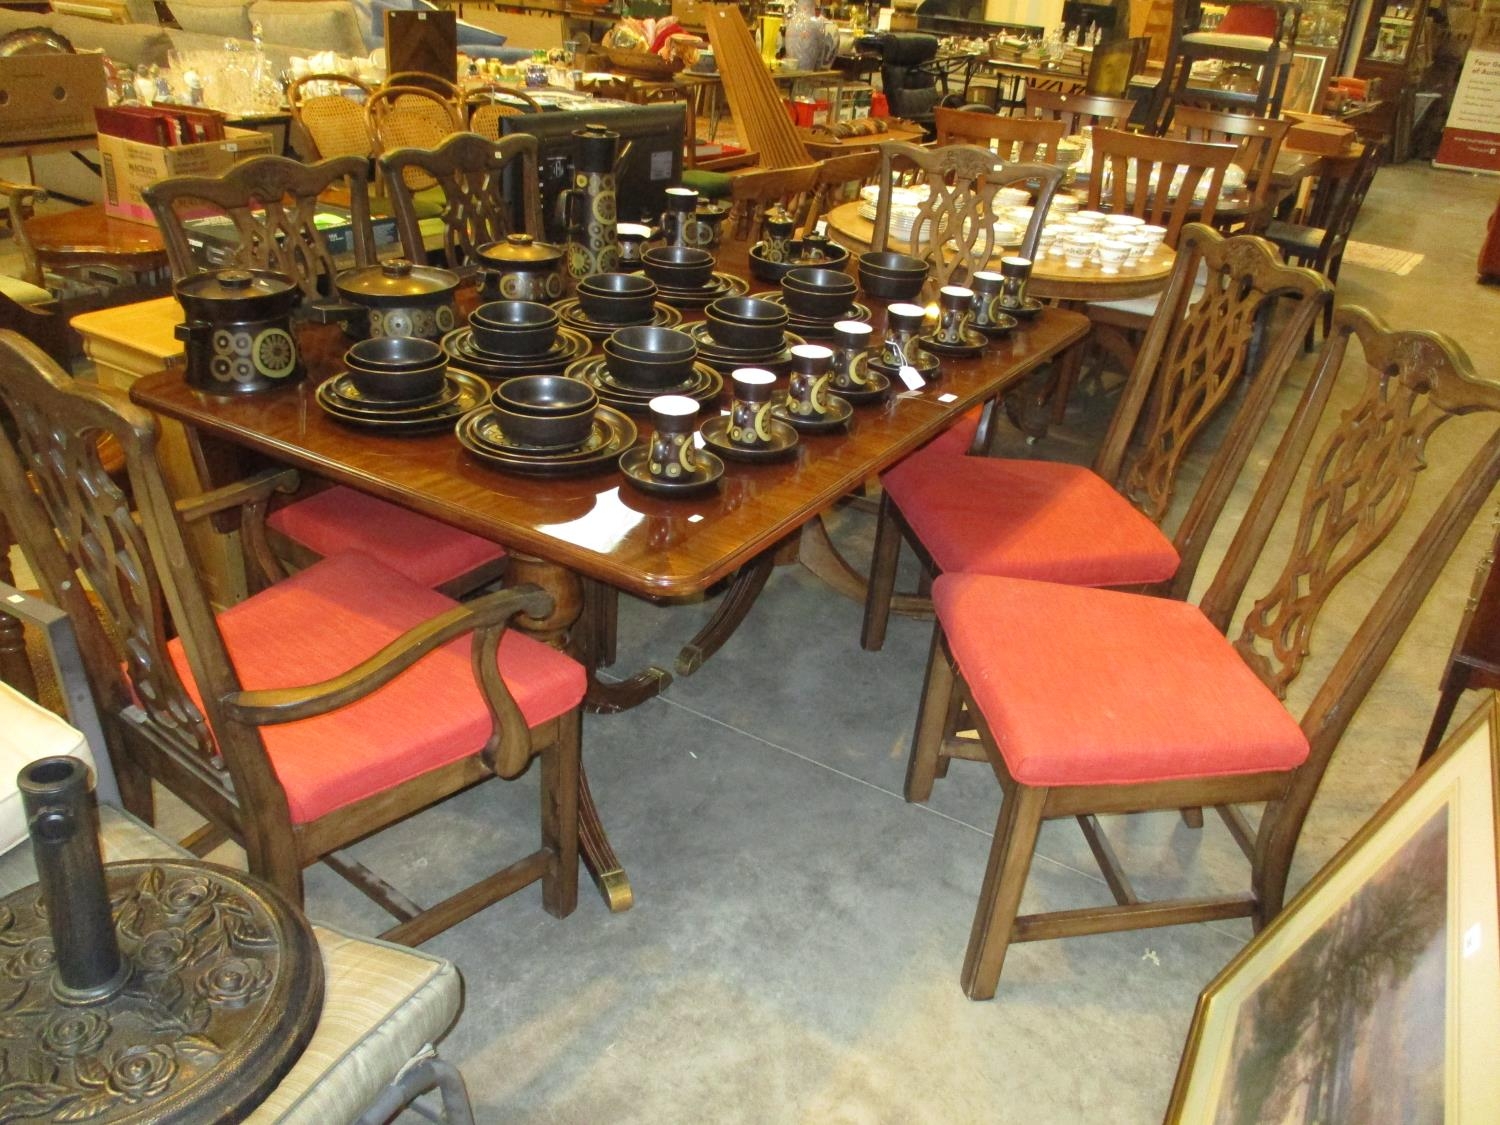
[937,392,958,403]
[898,364,925,390]
[649,151,674,180]
[693,432,706,449]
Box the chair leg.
[540,708,581,919]
[351,1053,476,1125]
[860,492,905,652]
[1419,671,1471,766]
[905,625,955,804]
[961,783,1047,1000]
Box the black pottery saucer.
[699,414,800,462]
[918,328,988,358]
[317,369,487,433]
[555,298,683,340]
[972,312,1019,338]
[774,392,854,432]
[828,357,892,404]
[869,348,942,383]
[564,357,724,413]
[652,271,749,308]
[326,372,462,414]
[456,404,637,476]
[441,326,590,377]
[1004,296,1044,319]
[758,292,872,333]
[619,445,725,496]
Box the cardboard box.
[1284,112,1357,155]
[0,53,108,143]
[98,127,274,225]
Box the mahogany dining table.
[130,303,1089,910]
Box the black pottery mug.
[728,368,778,447]
[785,344,835,418]
[648,395,701,481]
[937,285,973,345]
[831,320,874,388]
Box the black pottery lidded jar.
[564,124,621,278]
[174,268,304,394]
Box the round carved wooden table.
[0,860,323,1123]
[22,203,170,283]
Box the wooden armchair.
[933,106,1066,163]
[863,225,1332,649]
[905,306,1500,997]
[286,72,375,162]
[872,141,1062,289]
[0,178,70,367]
[0,330,590,946]
[379,132,543,271]
[1023,87,1136,134]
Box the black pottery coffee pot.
[563,125,621,278]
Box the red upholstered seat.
[922,405,984,457]
[881,453,1179,586]
[267,486,506,591]
[167,551,585,824]
[933,572,1308,787]
[1216,4,1278,37]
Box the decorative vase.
[785,1,837,71]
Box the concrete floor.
[17,161,1500,1121]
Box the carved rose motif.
[41,1010,111,1057]
[106,1044,177,1102]
[5,937,56,978]
[160,875,218,917]
[137,927,194,975]
[196,957,270,1008]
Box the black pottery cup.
[728,368,778,448]
[937,285,973,345]
[884,302,927,367]
[616,222,653,265]
[661,186,700,247]
[970,271,1005,328]
[831,320,874,388]
[785,343,835,419]
[648,394,702,480]
[998,256,1033,310]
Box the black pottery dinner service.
[555,272,684,341]
[640,245,749,308]
[565,324,724,415]
[688,296,804,374]
[317,335,486,433]
[455,373,638,476]
[440,299,591,379]
[763,267,872,338]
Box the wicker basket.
[604,47,681,78]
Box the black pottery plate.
[326,373,462,415]
[456,404,637,476]
[555,298,683,340]
[918,329,988,358]
[441,326,590,376]
[652,271,750,308]
[973,312,1019,338]
[758,292,872,331]
[699,414,800,462]
[685,322,805,365]
[828,357,892,404]
[1005,296,1045,320]
[774,392,854,432]
[564,357,724,413]
[619,445,725,496]
[317,369,487,433]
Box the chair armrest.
[1,180,50,288]
[221,583,555,777]
[173,467,302,524]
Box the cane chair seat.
[882,458,1179,587]
[165,551,584,824]
[935,574,1309,786]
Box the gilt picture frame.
[1164,696,1500,1123]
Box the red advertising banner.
[1436,48,1500,175]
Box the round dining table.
[821,199,1177,303]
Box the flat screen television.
[499,102,686,240]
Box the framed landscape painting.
[1285,52,1329,115]
[1165,696,1500,1123]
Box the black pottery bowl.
[490,377,596,449]
[642,245,715,290]
[748,239,851,284]
[491,373,597,417]
[468,300,559,357]
[344,336,447,400]
[781,267,858,320]
[704,296,787,351]
[603,325,698,388]
[577,272,658,324]
[857,251,929,301]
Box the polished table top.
[24,202,168,268]
[130,307,1089,600]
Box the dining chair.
[1157,0,1301,129]
[0,330,589,947]
[862,224,1331,649]
[1023,87,1136,135]
[287,72,375,162]
[871,141,1062,289]
[905,305,1500,997]
[1167,105,1292,233]
[0,177,71,367]
[380,131,544,271]
[801,148,882,235]
[1264,144,1383,343]
[366,84,465,191]
[383,71,467,114]
[466,83,542,143]
[933,106,1067,164]
[142,155,509,599]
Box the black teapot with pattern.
[174,268,304,394]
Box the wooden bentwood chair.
[863,225,1333,650]
[0,330,588,946]
[143,155,509,598]
[380,131,544,271]
[905,306,1500,998]
[286,72,375,162]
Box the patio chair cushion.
[167,550,585,823]
[267,486,506,591]
[882,454,1178,586]
[0,682,98,854]
[933,573,1309,787]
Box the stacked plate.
[563,356,724,415]
[652,271,749,308]
[317,368,487,433]
[685,323,806,374]
[441,325,590,380]
[554,298,683,341]
[757,293,872,338]
[641,244,749,309]
[456,403,638,477]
